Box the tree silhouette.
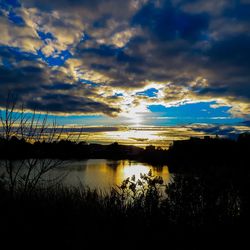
[0,93,82,194]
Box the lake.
[47,159,172,191]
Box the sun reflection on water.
[119,164,150,181]
[114,161,171,187]
[56,159,171,191]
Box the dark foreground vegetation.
[0,171,248,249]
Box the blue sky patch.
[37,49,72,66]
[8,11,24,25]
[148,102,231,118]
[136,88,158,97]
[146,101,243,125]
[37,31,55,41]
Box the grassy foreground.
[0,173,248,249]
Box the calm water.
[48,159,172,190]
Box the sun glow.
[131,114,143,126]
[103,128,164,143]
[122,105,148,126]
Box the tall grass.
[0,171,246,248]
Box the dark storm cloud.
[205,35,250,68]
[74,42,145,87]
[22,0,141,21]
[189,34,250,101]
[131,1,209,42]
[23,0,127,11]
[223,1,250,21]
[0,47,47,92]
[26,93,120,115]
[0,46,38,64]
[41,82,77,91]
[1,0,250,117]
[0,46,120,116]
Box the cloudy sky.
[1,0,250,146]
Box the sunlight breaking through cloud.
[0,0,250,131]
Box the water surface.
[49,159,171,190]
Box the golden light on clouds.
[74,126,215,148]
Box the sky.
[0,0,250,147]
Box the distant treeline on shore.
[1,133,250,174]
